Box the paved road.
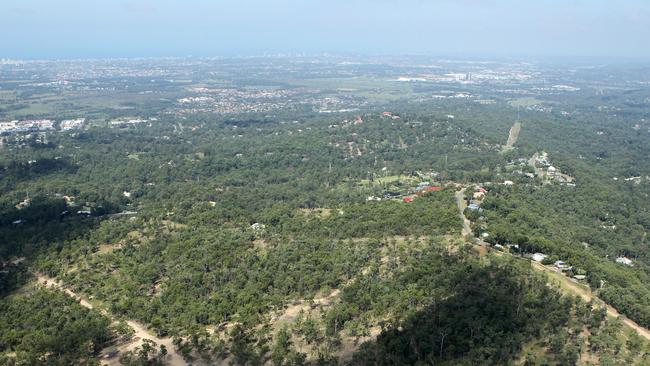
[454,188,473,237]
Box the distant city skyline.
[2,0,650,60]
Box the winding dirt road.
[454,187,650,341]
[530,262,650,341]
[36,275,188,366]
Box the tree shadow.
[0,157,78,185]
[0,196,115,296]
[350,262,571,365]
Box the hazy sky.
[2,0,649,59]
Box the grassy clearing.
[502,121,522,152]
[508,97,543,107]
[358,174,420,187]
[298,208,333,219]
[287,77,418,102]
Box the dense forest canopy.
[1,57,650,364]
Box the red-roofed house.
[403,197,414,203]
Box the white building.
[531,253,547,262]
[615,257,634,266]
[554,260,568,270]
[60,118,86,131]
[251,223,266,231]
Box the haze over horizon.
[6,1,650,365]
[2,0,650,60]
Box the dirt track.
[530,262,650,341]
[36,275,188,366]
[454,188,473,237]
[31,184,650,366]
[453,185,650,342]
[503,122,521,151]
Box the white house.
[615,257,634,266]
[531,253,547,262]
[251,223,266,231]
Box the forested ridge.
[0,288,113,365]
[2,87,650,365]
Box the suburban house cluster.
[0,118,86,135]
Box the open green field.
[0,90,17,101]
[358,174,420,186]
[1,90,179,119]
[508,97,544,107]
[288,76,420,102]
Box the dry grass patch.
[297,208,332,219]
